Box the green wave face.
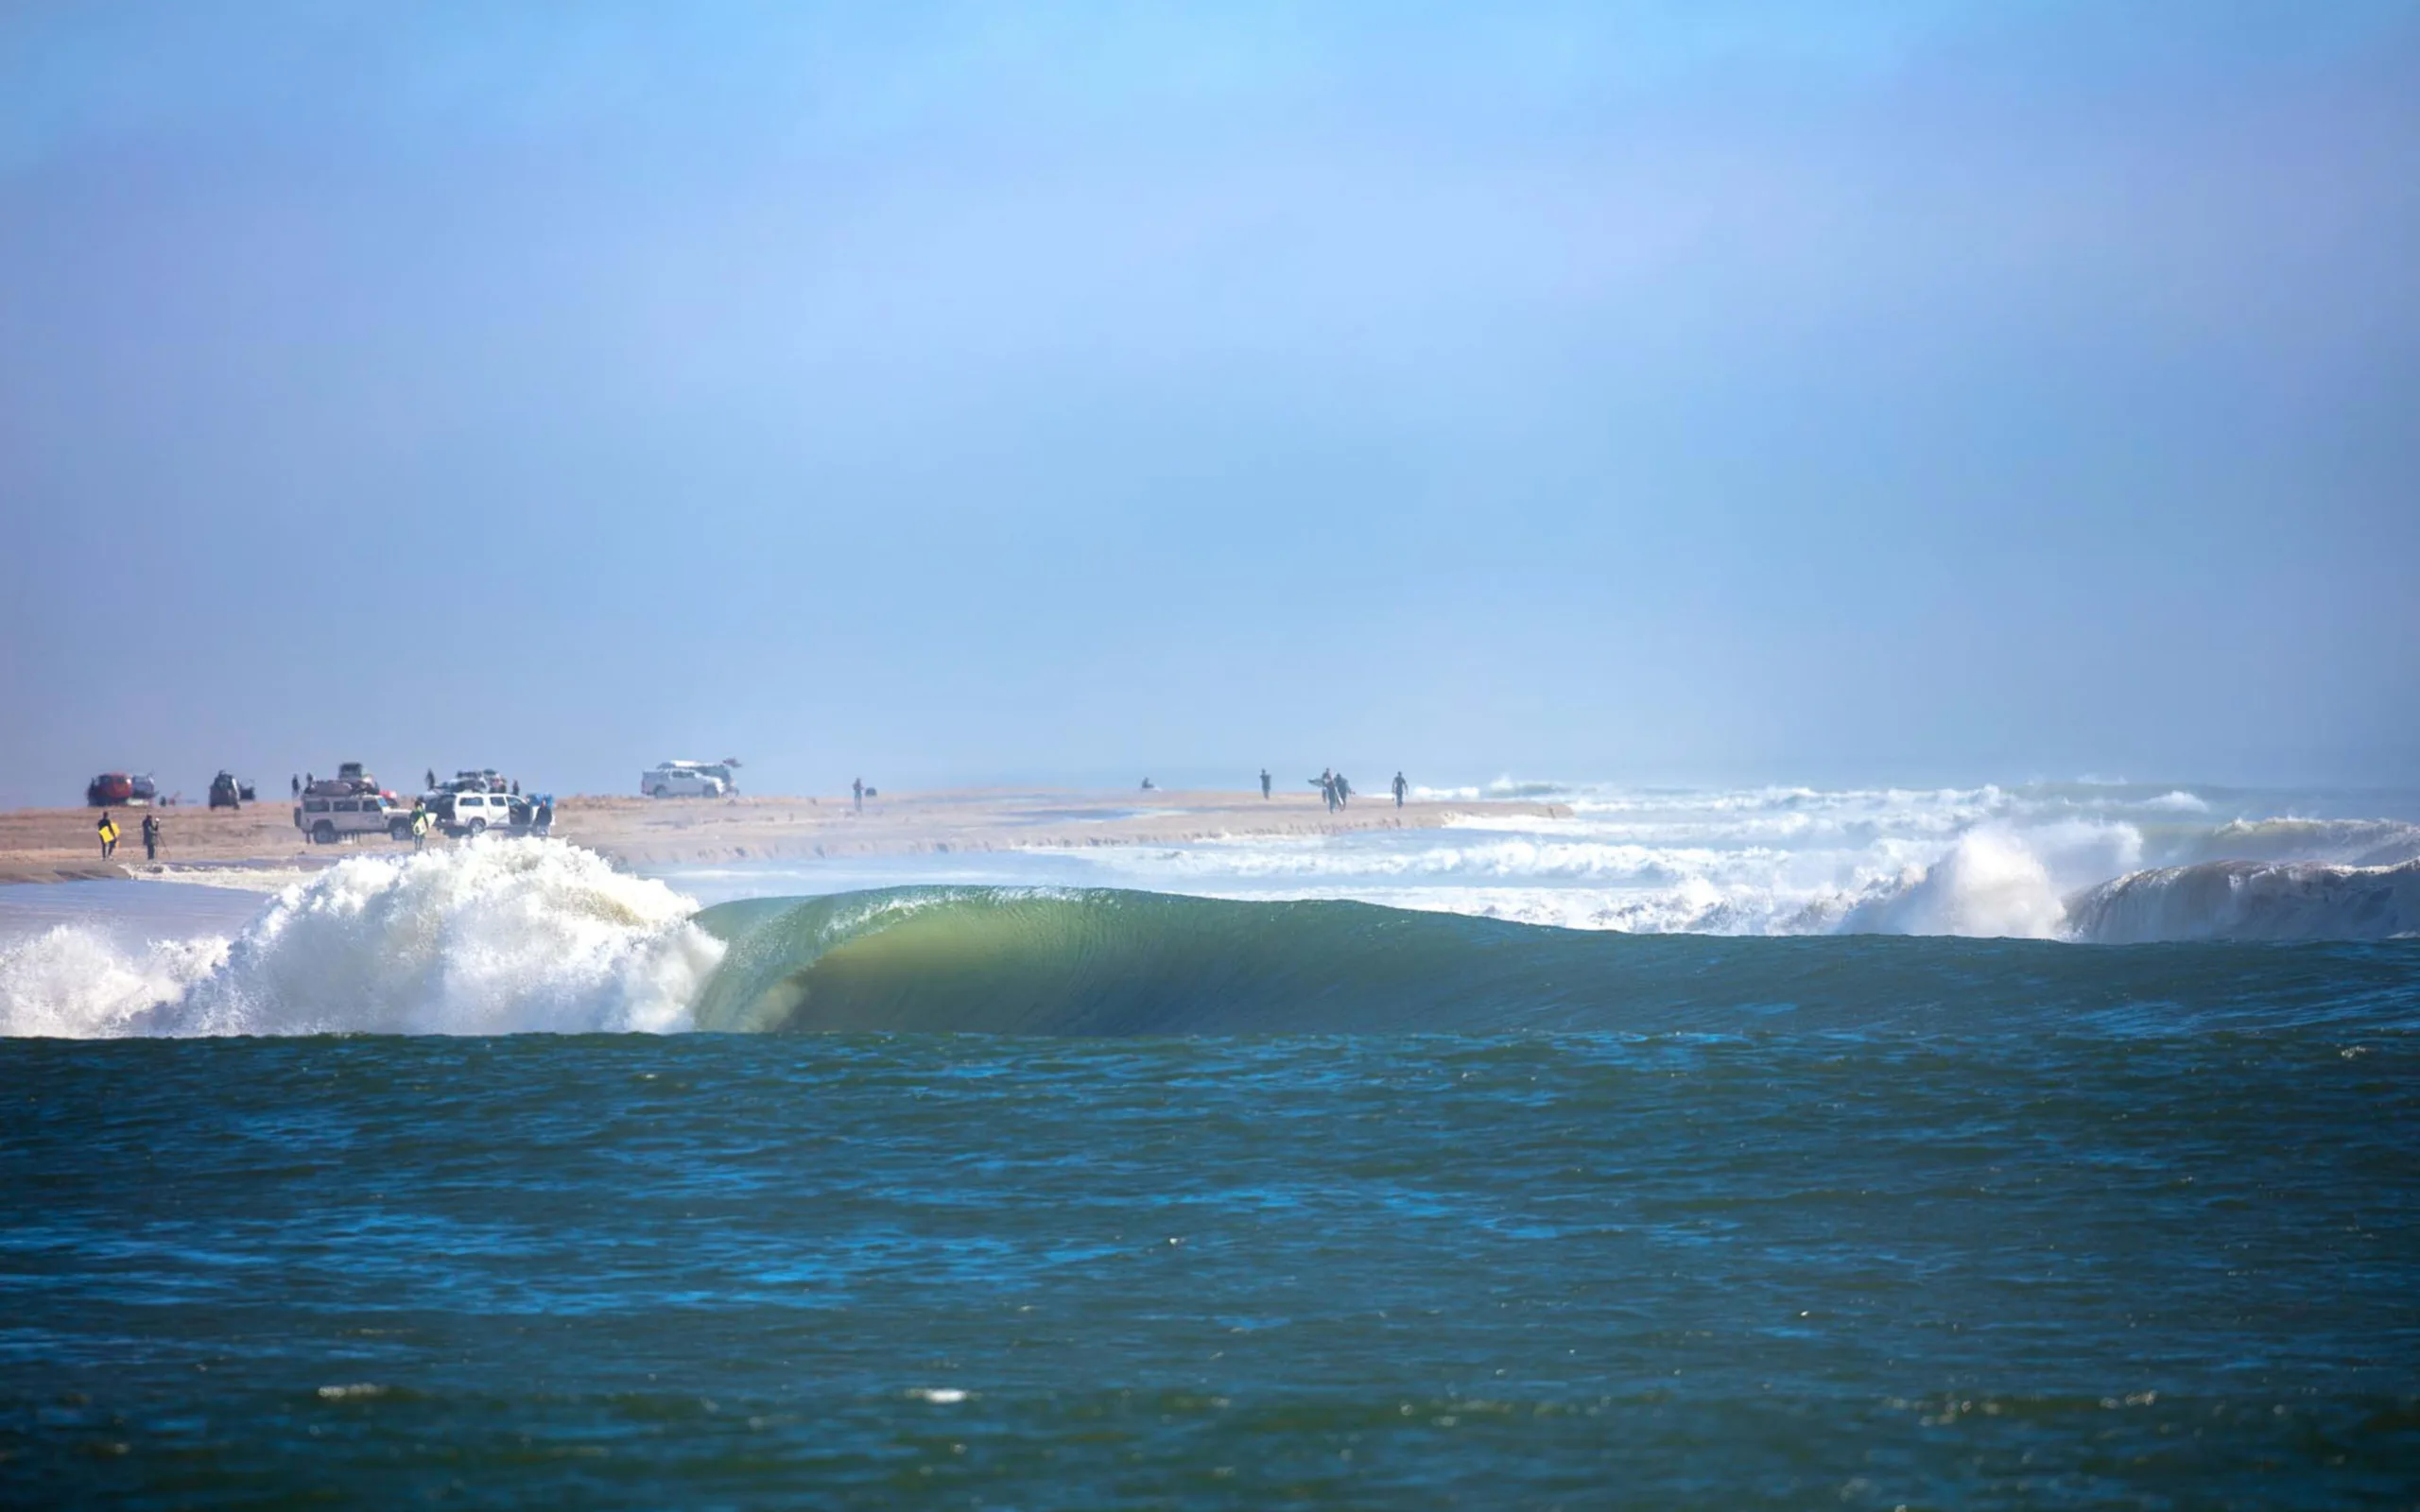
[687,887,2420,1037]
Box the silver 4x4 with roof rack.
[295,791,412,845]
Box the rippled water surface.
[7,1026,2417,1506]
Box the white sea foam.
[1014,781,2420,943]
[2066,859,2420,944]
[0,841,721,1039]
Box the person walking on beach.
[410,802,431,852]
[96,813,120,859]
[141,812,161,861]
[1335,771,1352,810]
[852,777,864,813]
[1392,771,1408,808]
[1260,768,1271,799]
[1314,769,1335,812]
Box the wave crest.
[0,842,721,1039]
[2066,859,2420,944]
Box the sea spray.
[0,841,720,1039]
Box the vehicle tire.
[468,818,487,836]
[312,820,337,845]
[389,819,412,841]
[650,784,669,799]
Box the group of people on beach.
[1277,768,1411,811]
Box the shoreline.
[0,789,1563,888]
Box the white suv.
[437,789,520,836]
[642,763,729,799]
[296,793,411,845]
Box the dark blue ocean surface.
[6,1017,2418,1507]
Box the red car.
[86,773,135,806]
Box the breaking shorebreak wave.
[688,885,2420,1036]
[4,836,2416,1039]
[0,844,721,1039]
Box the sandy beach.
[0,788,1562,887]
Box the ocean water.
[5,783,2419,1505]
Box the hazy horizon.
[4,1,2415,807]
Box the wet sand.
[0,789,1559,887]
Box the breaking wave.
[0,843,720,1039]
[8,789,2420,1040]
[686,886,2419,1036]
[2066,859,2420,944]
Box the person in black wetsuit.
[1260,768,1272,799]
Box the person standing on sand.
[853,777,864,813]
[1314,770,1334,811]
[411,802,431,852]
[426,768,436,793]
[1335,772,1351,810]
[291,774,301,799]
[1392,771,1408,808]
[97,813,119,859]
[142,812,161,861]
[1260,768,1271,799]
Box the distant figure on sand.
[96,814,119,859]
[1335,772,1352,809]
[852,777,864,812]
[425,768,436,792]
[1392,771,1408,808]
[411,803,431,852]
[1313,769,1335,811]
[142,813,161,861]
[1259,768,1271,799]
[291,774,301,799]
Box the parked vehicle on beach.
[642,762,733,799]
[295,791,412,845]
[429,789,530,837]
[209,771,243,810]
[85,773,159,806]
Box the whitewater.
[0,843,723,1039]
[3,780,2415,1039]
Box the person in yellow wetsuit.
[96,813,120,858]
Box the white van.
[641,762,730,799]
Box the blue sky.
[2,1,2414,804]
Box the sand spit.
[0,789,1561,885]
